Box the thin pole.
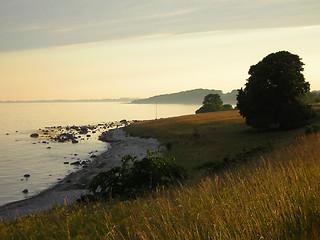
[155,99,158,120]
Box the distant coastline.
[2,89,319,105]
[0,98,136,103]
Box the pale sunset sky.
[0,0,320,101]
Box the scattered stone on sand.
[24,174,30,178]
[22,189,28,194]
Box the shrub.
[89,150,186,200]
[192,127,200,139]
[305,124,320,135]
[222,104,233,111]
[196,94,223,114]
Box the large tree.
[237,51,315,129]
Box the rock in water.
[30,133,39,138]
[79,126,88,134]
[70,161,81,165]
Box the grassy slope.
[125,109,318,172]
[1,106,320,239]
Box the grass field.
[125,109,319,173]
[1,106,320,239]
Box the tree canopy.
[237,51,315,129]
[202,94,223,106]
[196,94,233,114]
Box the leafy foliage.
[303,91,320,103]
[237,51,315,129]
[222,104,233,111]
[195,104,220,114]
[89,150,186,200]
[196,94,233,114]
[305,124,320,135]
[202,93,223,106]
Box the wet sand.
[0,128,160,222]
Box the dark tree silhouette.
[237,51,315,129]
[202,94,223,106]
[196,94,232,114]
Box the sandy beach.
[0,128,160,222]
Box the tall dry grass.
[1,133,320,239]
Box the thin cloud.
[48,33,175,51]
[49,24,320,52]
[48,7,202,34]
[11,24,45,32]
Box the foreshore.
[0,128,160,222]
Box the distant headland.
[131,89,238,105]
[0,89,238,105]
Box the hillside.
[132,89,238,105]
[125,108,320,170]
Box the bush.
[222,104,233,111]
[196,94,223,114]
[305,124,320,135]
[196,94,234,114]
[195,104,219,114]
[89,150,186,200]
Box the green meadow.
[1,106,320,239]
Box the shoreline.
[0,128,161,222]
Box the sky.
[0,0,320,101]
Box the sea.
[0,101,199,207]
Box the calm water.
[0,102,198,206]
